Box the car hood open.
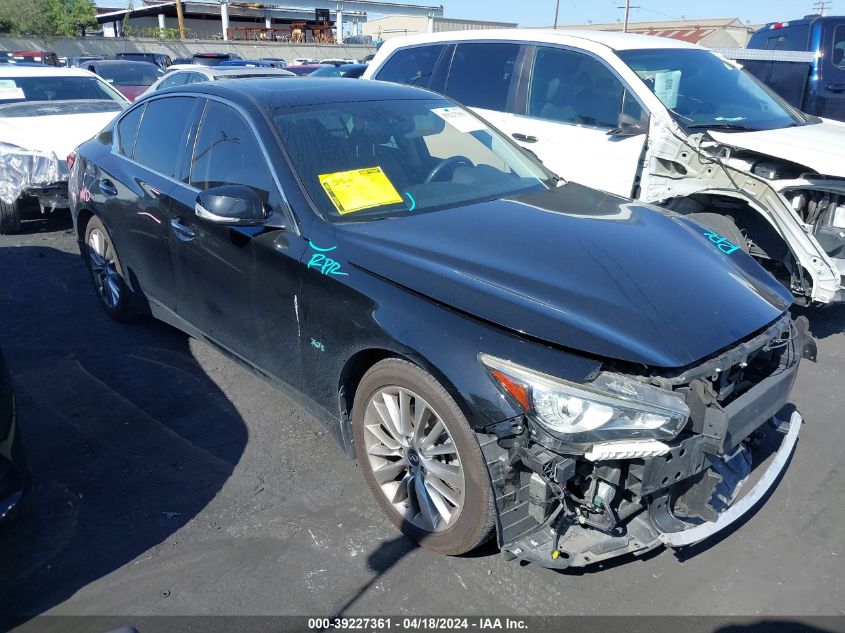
[708,120,845,178]
[338,183,792,368]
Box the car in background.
[71,55,106,67]
[0,347,28,523]
[734,15,845,122]
[141,66,294,97]
[115,52,172,70]
[308,63,368,78]
[9,51,60,66]
[365,29,845,306]
[219,59,279,69]
[191,52,243,67]
[260,57,287,67]
[70,78,806,570]
[172,57,193,66]
[81,60,164,101]
[292,57,318,65]
[0,65,129,233]
[319,58,357,66]
[285,64,331,76]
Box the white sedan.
[140,65,295,99]
[0,65,128,234]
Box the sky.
[434,0,843,27]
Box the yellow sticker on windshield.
[318,166,403,215]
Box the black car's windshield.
[617,48,808,131]
[271,98,548,221]
[0,75,126,109]
[97,62,163,86]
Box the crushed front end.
[479,313,809,568]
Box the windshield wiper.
[686,123,756,131]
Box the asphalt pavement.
[1,213,843,624]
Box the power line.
[812,0,831,15]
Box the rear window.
[116,104,144,156]
[97,62,162,86]
[375,44,445,87]
[763,25,811,51]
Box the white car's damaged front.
[618,46,845,305]
[0,67,128,234]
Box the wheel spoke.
[422,457,463,489]
[372,457,408,485]
[412,400,432,445]
[414,472,438,531]
[421,441,458,458]
[424,480,454,526]
[373,399,403,445]
[383,474,411,504]
[398,389,412,437]
[106,275,120,306]
[364,422,402,451]
[419,418,445,450]
[427,473,461,508]
[380,392,404,439]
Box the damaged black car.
[69,79,810,568]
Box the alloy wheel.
[362,386,465,532]
[87,227,121,309]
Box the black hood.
[338,183,792,368]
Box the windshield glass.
[270,98,549,221]
[98,63,162,86]
[0,75,126,109]
[617,48,806,131]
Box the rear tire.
[352,358,495,555]
[0,199,22,235]
[83,216,134,321]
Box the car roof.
[373,27,703,52]
[167,76,438,108]
[0,65,93,77]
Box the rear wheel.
[0,199,22,235]
[83,216,134,321]
[352,358,495,555]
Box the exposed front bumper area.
[484,313,805,569]
[501,412,800,568]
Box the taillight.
[66,152,76,171]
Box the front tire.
[83,216,134,321]
[352,358,495,555]
[0,199,22,235]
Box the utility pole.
[553,0,560,29]
[812,0,831,15]
[175,0,185,39]
[617,0,640,33]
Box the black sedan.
[69,79,806,568]
[0,348,27,523]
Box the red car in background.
[81,59,163,101]
[9,51,60,66]
[284,64,332,76]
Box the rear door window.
[528,46,634,129]
[833,25,845,70]
[116,104,145,157]
[374,44,445,87]
[133,96,195,177]
[190,101,274,203]
[444,43,520,111]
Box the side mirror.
[195,185,266,225]
[607,112,648,137]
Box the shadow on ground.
[0,244,247,622]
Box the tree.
[0,0,97,38]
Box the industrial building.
[362,15,517,41]
[540,17,758,48]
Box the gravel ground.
[1,214,843,624]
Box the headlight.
[480,354,689,445]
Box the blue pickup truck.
[724,15,845,121]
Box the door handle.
[511,132,538,143]
[99,179,118,196]
[170,217,196,241]
[826,83,845,93]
